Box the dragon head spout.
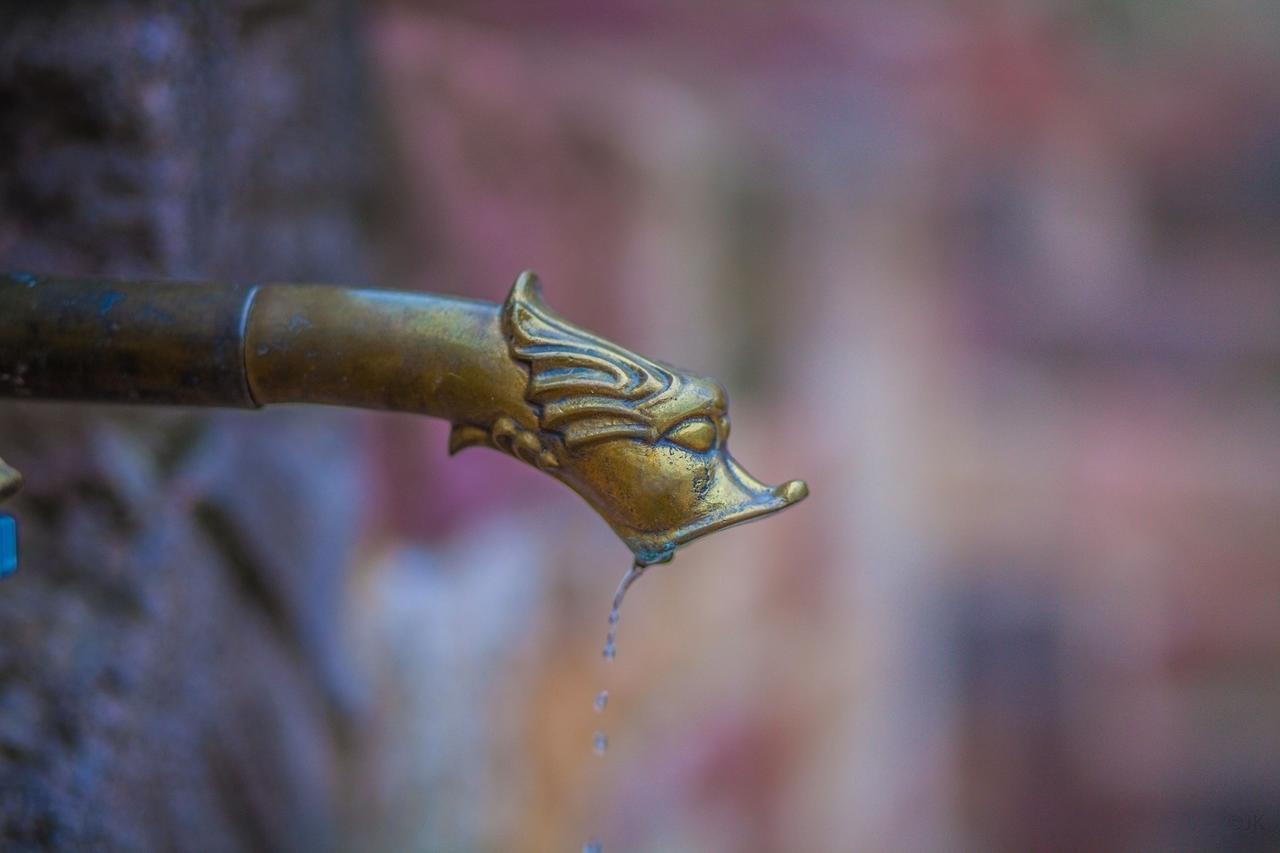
[452,272,807,564]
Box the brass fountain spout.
[0,271,807,565]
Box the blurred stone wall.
[0,2,372,850]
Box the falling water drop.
[584,558,654,853]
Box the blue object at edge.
[0,515,16,577]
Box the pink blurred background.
[338,2,1280,851]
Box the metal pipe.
[0,274,257,407]
[0,271,806,564]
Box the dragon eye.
[665,418,716,453]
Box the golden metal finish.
[0,271,807,563]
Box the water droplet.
[581,559,653,853]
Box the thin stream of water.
[601,559,648,662]
[584,558,651,853]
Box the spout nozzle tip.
[777,479,809,504]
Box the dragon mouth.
[616,451,809,565]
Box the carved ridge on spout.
[503,271,674,449]
[448,269,673,471]
[499,271,727,454]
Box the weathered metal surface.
[0,270,807,563]
[245,283,524,423]
[0,273,258,408]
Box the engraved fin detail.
[502,271,681,450]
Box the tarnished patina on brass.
[0,271,807,563]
